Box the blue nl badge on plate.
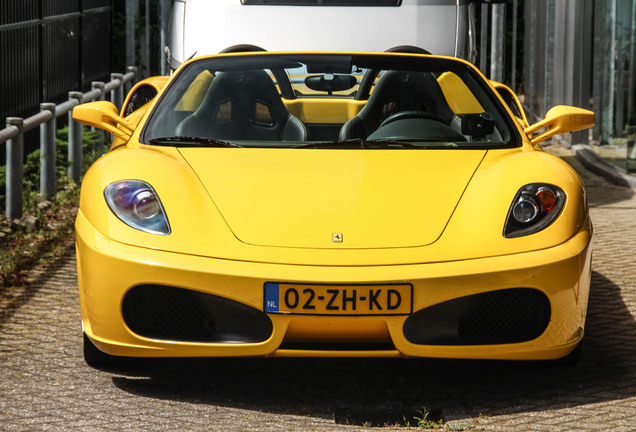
[264,283,279,313]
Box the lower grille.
[403,288,551,345]
[122,285,273,343]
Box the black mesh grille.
[457,289,550,344]
[122,285,273,343]
[403,288,551,346]
[123,84,158,117]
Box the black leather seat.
[177,69,307,141]
[339,70,455,140]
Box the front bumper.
[76,210,592,360]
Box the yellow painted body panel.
[178,148,486,249]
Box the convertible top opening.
[142,53,519,148]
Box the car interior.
[142,50,514,147]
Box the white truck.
[165,0,488,70]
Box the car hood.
[179,148,487,249]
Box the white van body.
[166,0,477,70]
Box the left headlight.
[503,183,565,238]
[104,180,171,235]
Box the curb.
[572,144,636,189]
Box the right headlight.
[104,180,171,235]
[503,183,565,238]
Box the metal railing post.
[91,81,106,155]
[68,92,84,182]
[39,103,57,199]
[490,3,505,83]
[480,3,489,75]
[6,118,24,220]
[110,73,124,109]
[127,66,139,93]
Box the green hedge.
[0,126,100,215]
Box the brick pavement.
[1,145,636,431]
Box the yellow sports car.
[73,50,595,367]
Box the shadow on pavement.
[109,270,635,427]
[0,244,75,327]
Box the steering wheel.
[379,110,449,128]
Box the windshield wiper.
[362,139,422,149]
[295,138,424,149]
[294,138,367,149]
[147,136,243,148]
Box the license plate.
[264,282,412,315]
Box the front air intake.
[122,285,273,343]
[403,288,551,345]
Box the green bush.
[0,126,100,213]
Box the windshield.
[142,53,519,149]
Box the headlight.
[503,184,565,238]
[104,180,171,235]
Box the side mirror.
[72,101,134,141]
[524,105,595,146]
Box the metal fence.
[522,0,593,144]
[0,68,137,221]
[0,0,113,161]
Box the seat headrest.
[193,69,292,140]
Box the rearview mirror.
[305,74,357,95]
[524,105,595,146]
[72,101,134,141]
